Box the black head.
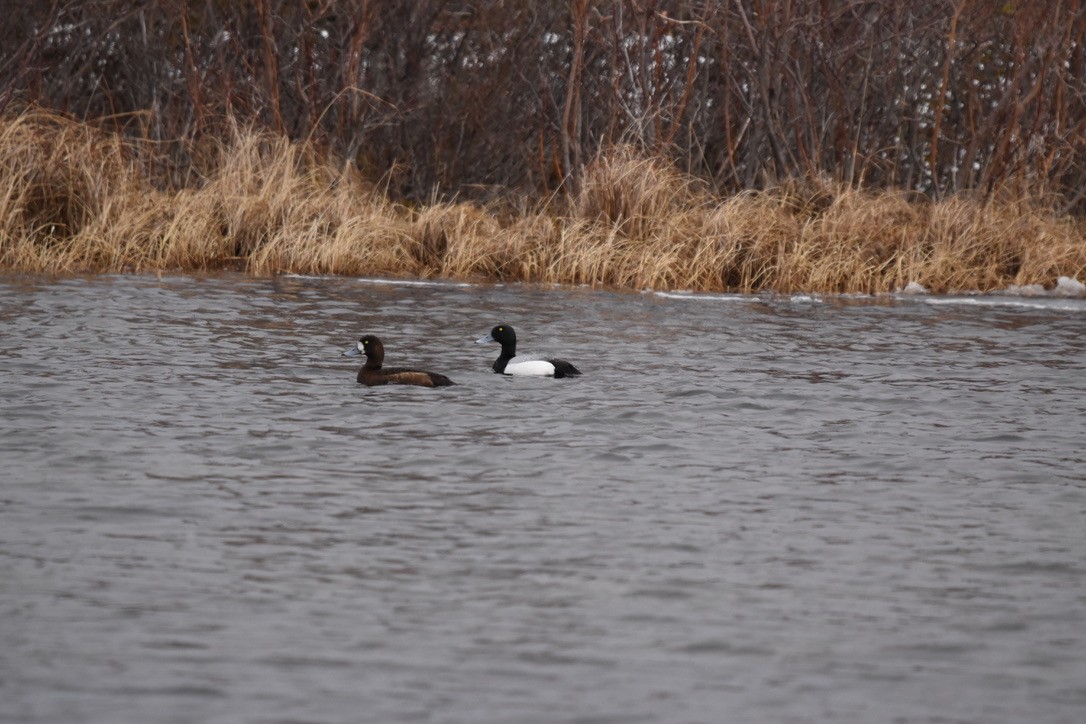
[343,334,385,366]
[476,324,516,346]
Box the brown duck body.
[357,365,454,387]
[346,335,455,387]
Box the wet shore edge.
[2,111,1085,295]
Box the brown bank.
[2,111,1084,294]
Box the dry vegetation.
[2,2,1085,293]
[2,110,1084,294]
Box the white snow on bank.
[1004,283,1048,296]
[923,296,1086,312]
[1002,276,1085,299]
[899,281,928,294]
[649,283,1086,313]
[652,291,749,302]
[288,273,1085,301]
[1055,276,1086,297]
[284,273,474,287]
[652,290,823,304]
[354,277,474,288]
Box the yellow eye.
[498,326,503,332]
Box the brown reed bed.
[2,110,1084,294]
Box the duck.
[343,335,455,387]
[475,324,582,378]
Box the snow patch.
[354,277,473,288]
[1054,276,1086,297]
[1005,283,1047,296]
[1005,276,1084,298]
[653,291,749,302]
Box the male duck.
[344,335,455,387]
[475,324,582,378]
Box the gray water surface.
[1,273,1085,723]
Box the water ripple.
[1,273,1084,723]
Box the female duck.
[344,335,455,387]
[475,324,581,378]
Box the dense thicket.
[2,1,1085,210]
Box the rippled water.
[2,273,1085,723]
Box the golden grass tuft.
[572,146,707,239]
[0,111,148,271]
[2,110,1084,294]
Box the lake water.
[1,273,1084,723]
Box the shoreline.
[5,269,1085,309]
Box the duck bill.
[475,333,495,344]
[342,346,361,357]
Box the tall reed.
[2,111,1084,294]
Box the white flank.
[503,359,556,377]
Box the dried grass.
[2,111,1084,293]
